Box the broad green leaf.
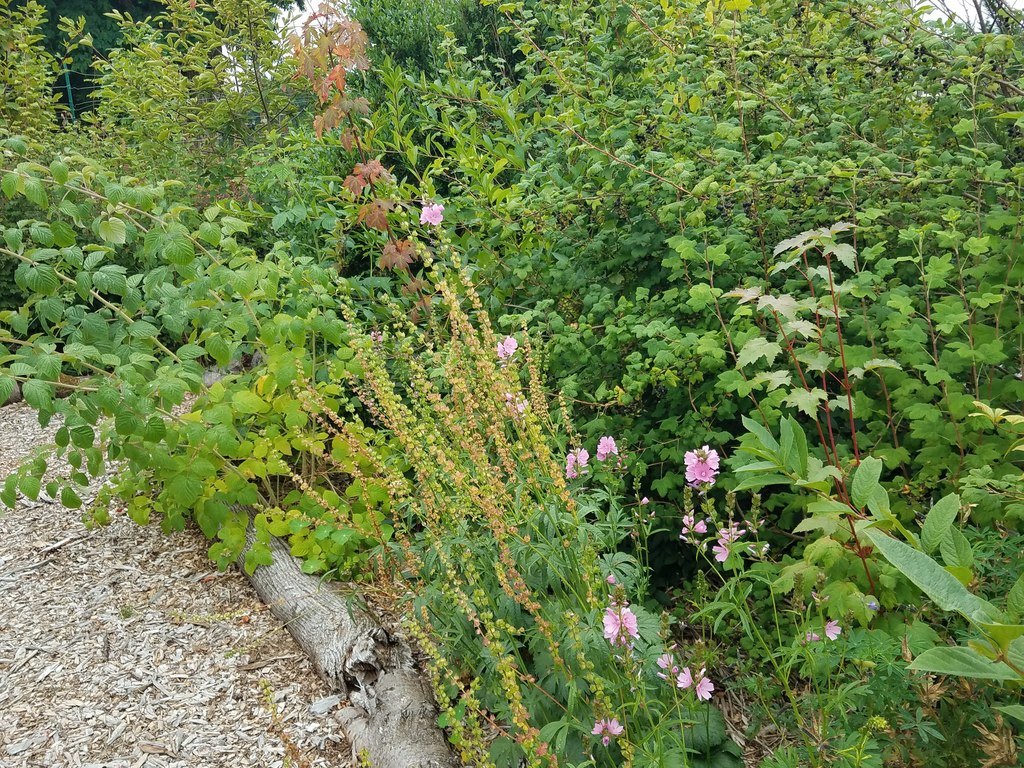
[232,389,270,415]
[163,233,195,265]
[741,416,779,452]
[21,379,53,409]
[22,177,47,207]
[19,475,41,500]
[921,493,960,553]
[939,527,973,570]
[1008,574,1024,621]
[997,704,1024,726]
[863,527,994,619]
[851,456,883,509]
[784,388,826,417]
[61,486,83,509]
[167,474,203,507]
[98,217,127,246]
[909,646,1019,681]
[49,160,68,184]
[736,337,781,369]
[0,376,14,404]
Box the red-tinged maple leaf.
[343,172,368,197]
[380,239,416,271]
[357,200,393,231]
[339,129,356,151]
[402,277,429,296]
[361,159,391,184]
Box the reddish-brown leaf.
[343,172,368,197]
[357,200,393,231]
[361,159,391,184]
[380,239,416,271]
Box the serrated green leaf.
[19,475,41,500]
[98,217,127,245]
[1008,574,1024,621]
[22,177,47,207]
[232,389,269,415]
[49,160,68,184]
[736,337,781,369]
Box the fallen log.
[239,526,458,768]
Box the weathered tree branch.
[239,525,458,768]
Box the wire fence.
[52,70,100,119]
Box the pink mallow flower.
[712,540,730,563]
[603,604,639,646]
[565,447,590,479]
[676,667,693,690]
[497,336,518,361]
[806,620,842,644]
[694,670,715,701]
[596,436,619,461]
[592,718,624,746]
[824,620,842,641]
[641,496,650,505]
[420,202,444,226]
[656,652,679,681]
[684,445,720,486]
[680,514,708,540]
[504,392,528,414]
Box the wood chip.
[0,402,352,767]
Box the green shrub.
[369,0,1024,520]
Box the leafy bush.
[369,0,1024,517]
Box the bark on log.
[240,526,458,768]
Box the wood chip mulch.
[0,401,352,768]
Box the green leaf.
[61,486,83,509]
[851,456,883,509]
[1008,574,1024,621]
[19,475,41,500]
[98,217,127,246]
[996,704,1024,726]
[22,177,47,207]
[128,321,159,339]
[1,172,18,198]
[921,493,960,553]
[909,646,1019,681]
[197,222,221,245]
[167,474,203,507]
[0,376,14,404]
[49,160,69,184]
[22,264,60,295]
[863,527,994,619]
[939,528,973,570]
[163,233,195,265]
[21,379,53,409]
[243,541,274,574]
[741,416,779,452]
[232,389,270,415]
[736,337,781,369]
[784,387,826,417]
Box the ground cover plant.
[1,0,1023,766]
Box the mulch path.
[0,401,351,768]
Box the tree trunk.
[239,526,459,768]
